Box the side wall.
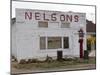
[11,23,17,58]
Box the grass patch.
[12,57,96,70]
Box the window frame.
[39,36,70,50]
[38,21,48,28]
[61,22,70,28]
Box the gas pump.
[78,28,84,58]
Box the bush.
[45,55,53,63]
[28,59,39,63]
[19,59,26,64]
[11,55,17,62]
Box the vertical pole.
[79,39,83,58]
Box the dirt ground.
[11,64,95,74]
[11,57,96,74]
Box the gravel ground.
[11,64,95,74]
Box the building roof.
[86,20,96,33]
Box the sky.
[12,1,96,23]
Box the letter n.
[25,12,32,20]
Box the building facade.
[12,9,86,62]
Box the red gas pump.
[78,28,84,58]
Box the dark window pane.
[38,21,48,28]
[64,37,69,48]
[48,37,61,49]
[61,22,70,28]
[40,37,46,49]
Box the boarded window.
[48,37,61,49]
[63,37,69,48]
[61,22,70,28]
[40,37,46,49]
[38,21,48,28]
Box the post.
[78,28,84,58]
[79,39,83,58]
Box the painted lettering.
[51,13,57,21]
[60,15,65,21]
[43,13,49,21]
[74,15,79,22]
[66,15,72,22]
[24,11,80,22]
[25,12,32,20]
[35,12,40,20]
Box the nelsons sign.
[16,9,85,23]
[25,12,79,22]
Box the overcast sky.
[12,1,95,23]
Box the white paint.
[12,9,86,62]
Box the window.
[40,37,69,50]
[38,21,48,28]
[40,37,46,49]
[48,22,59,28]
[61,22,70,28]
[63,37,69,48]
[48,37,62,49]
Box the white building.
[12,8,86,62]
